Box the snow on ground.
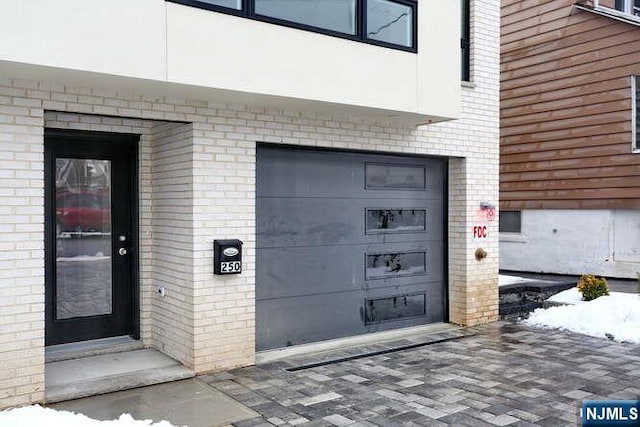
[499,275,528,286]
[547,287,584,304]
[0,405,177,427]
[498,274,556,287]
[525,290,640,344]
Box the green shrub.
[577,274,609,301]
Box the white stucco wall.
[0,0,167,81]
[500,209,640,278]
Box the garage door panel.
[257,246,363,300]
[257,149,362,199]
[257,147,444,199]
[256,291,367,350]
[256,285,443,350]
[257,243,444,300]
[257,198,444,248]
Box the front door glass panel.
[55,158,112,320]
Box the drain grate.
[284,334,474,372]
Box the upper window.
[613,0,640,16]
[197,0,241,9]
[168,0,417,52]
[461,0,470,81]
[634,75,639,151]
[255,0,357,35]
[366,0,414,48]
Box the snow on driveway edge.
[524,292,640,344]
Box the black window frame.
[167,0,418,53]
[461,0,471,82]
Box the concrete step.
[45,349,194,404]
[46,336,144,363]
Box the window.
[255,0,357,35]
[365,252,426,280]
[366,0,414,48]
[365,293,426,324]
[198,0,241,9]
[499,211,521,233]
[365,209,426,234]
[634,75,639,151]
[168,0,418,52]
[613,0,640,16]
[461,0,470,81]
[365,163,426,189]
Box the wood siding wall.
[501,0,640,209]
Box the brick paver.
[201,322,640,426]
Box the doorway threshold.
[45,336,144,363]
[45,348,194,404]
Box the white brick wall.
[0,79,44,408]
[150,122,196,367]
[0,0,498,408]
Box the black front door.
[45,130,138,346]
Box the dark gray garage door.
[256,145,446,351]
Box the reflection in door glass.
[366,0,413,47]
[365,293,426,324]
[365,252,426,280]
[55,158,112,320]
[366,209,426,233]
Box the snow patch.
[524,292,640,344]
[547,287,584,304]
[498,274,556,287]
[0,405,178,427]
[498,275,530,286]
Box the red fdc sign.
[473,225,487,239]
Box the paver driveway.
[201,322,640,426]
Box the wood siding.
[500,0,640,209]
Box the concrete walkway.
[202,322,639,426]
[51,378,258,427]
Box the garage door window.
[366,209,426,234]
[365,163,426,189]
[365,251,426,280]
[365,293,426,324]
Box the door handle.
[118,248,128,256]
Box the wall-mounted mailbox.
[214,239,243,275]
